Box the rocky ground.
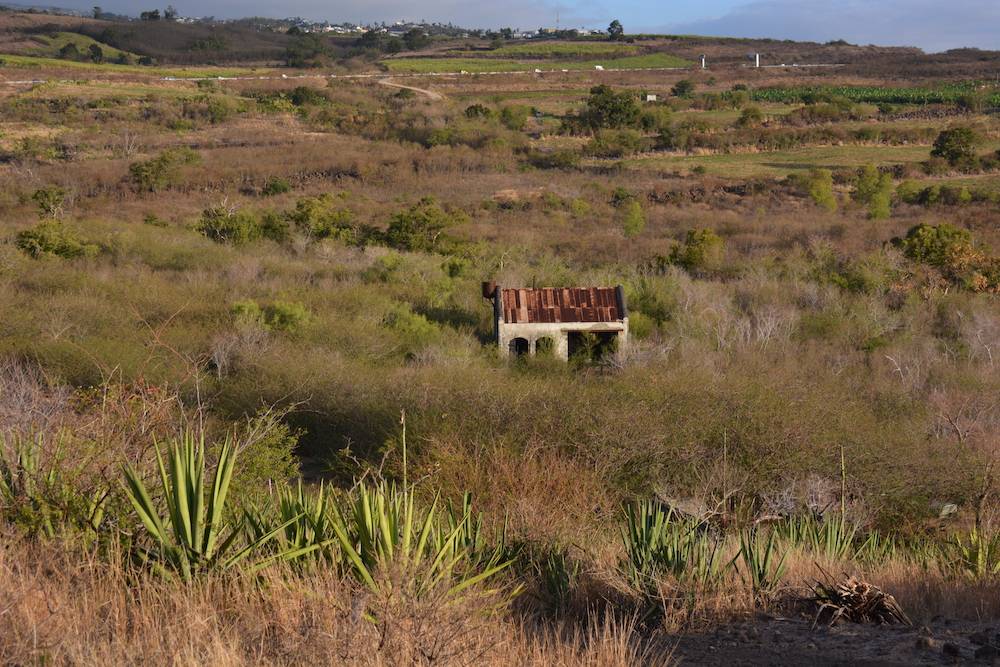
[673,616,1000,665]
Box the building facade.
[483,283,629,361]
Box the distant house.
[483,283,628,360]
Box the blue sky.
[56,0,1000,52]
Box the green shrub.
[580,85,640,130]
[851,164,893,219]
[196,206,261,245]
[129,147,200,192]
[620,199,646,238]
[260,178,291,197]
[231,299,311,334]
[586,129,644,158]
[288,194,354,241]
[499,105,530,131]
[670,228,725,272]
[464,103,494,119]
[382,303,439,353]
[31,186,67,218]
[385,197,465,253]
[15,221,98,259]
[736,105,764,128]
[804,168,837,212]
[898,223,974,268]
[931,126,980,166]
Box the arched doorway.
[508,337,529,357]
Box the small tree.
[88,44,104,63]
[736,106,764,128]
[607,19,624,41]
[139,9,161,20]
[931,127,980,166]
[852,164,893,219]
[805,168,837,212]
[58,42,81,61]
[582,85,640,130]
[32,186,67,218]
[385,197,461,252]
[402,28,430,50]
[671,79,696,98]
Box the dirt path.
[376,78,443,100]
[672,616,999,665]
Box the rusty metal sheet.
[499,287,622,324]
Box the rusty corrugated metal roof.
[501,287,622,324]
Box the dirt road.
[376,78,443,100]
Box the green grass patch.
[27,32,136,62]
[620,144,941,179]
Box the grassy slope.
[27,31,136,61]
[0,53,272,78]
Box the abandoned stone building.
[482,282,629,361]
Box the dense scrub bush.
[287,194,355,242]
[260,177,291,197]
[669,228,725,272]
[851,164,893,219]
[898,223,999,292]
[565,85,641,133]
[129,147,200,192]
[799,168,837,212]
[197,206,263,245]
[385,198,466,253]
[585,129,645,158]
[499,105,530,131]
[15,222,99,259]
[31,186,67,218]
[232,299,312,334]
[931,126,980,166]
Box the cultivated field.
[1,11,1000,665]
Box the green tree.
[670,228,725,272]
[58,42,81,61]
[88,44,104,63]
[582,85,640,130]
[607,19,624,40]
[931,127,980,165]
[402,28,430,50]
[385,197,462,252]
[805,168,837,212]
[671,79,696,98]
[852,164,893,219]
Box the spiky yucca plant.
[737,529,788,598]
[330,481,515,599]
[122,432,308,581]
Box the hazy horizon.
[9,0,1000,53]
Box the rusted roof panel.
[501,287,622,324]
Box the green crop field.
[383,53,691,73]
[751,82,1000,106]
[485,42,641,57]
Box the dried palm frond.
[811,575,911,628]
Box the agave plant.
[244,480,340,565]
[737,528,788,599]
[0,433,107,537]
[329,481,514,599]
[620,500,730,595]
[122,432,309,581]
[777,514,858,562]
[943,529,1000,580]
